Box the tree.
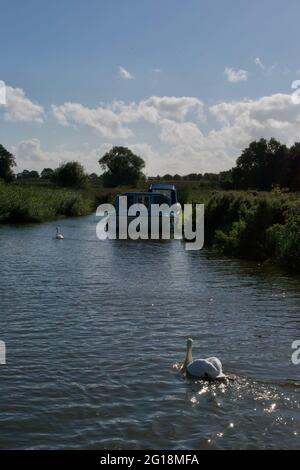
[0,144,16,182]
[233,138,289,190]
[41,168,54,180]
[18,170,31,179]
[29,170,40,179]
[186,173,198,181]
[88,173,99,182]
[288,143,300,191]
[17,169,39,180]
[99,146,145,187]
[52,161,87,188]
[220,170,234,190]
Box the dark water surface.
[0,215,300,449]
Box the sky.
[1,0,300,176]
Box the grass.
[0,180,94,224]
[0,180,146,225]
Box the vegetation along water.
[1,140,300,272]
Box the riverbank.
[0,180,147,225]
[0,181,94,223]
[1,180,300,272]
[199,189,300,273]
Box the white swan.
[55,227,64,240]
[181,338,226,380]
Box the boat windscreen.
[151,189,172,199]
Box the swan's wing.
[206,357,223,374]
[207,357,226,378]
[187,359,220,379]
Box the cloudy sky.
[1,0,300,176]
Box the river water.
[0,214,299,449]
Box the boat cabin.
[115,183,178,213]
[115,191,172,213]
[148,183,178,205]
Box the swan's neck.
[182,343,193,372]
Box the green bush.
[203,189,300,270]
[177,186,192,205]
[52,161,87,188]
[273,214,300,272]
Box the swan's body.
[56,227,64,239]
[182,338,225,380]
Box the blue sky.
[1,0,300,175]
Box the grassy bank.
[0,181,94,224]
[194,189,300,272]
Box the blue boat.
[116,183,179,211]
[114,183,181,233]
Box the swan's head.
[186,338,193,360]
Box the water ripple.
[0,215,300,449]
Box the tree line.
[157,138,300,191]
[1,139,300,190]
[0,145,146,188]
[0,144,90,188]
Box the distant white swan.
[181,338,226,381]
[55,227,64,240]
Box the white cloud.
[146,92,300,174]
[12,138,114,173]
[141,96,205,122]
[210,93,299,130]
[10,87,300,176]
[224,67,248,83]
[12,138,66,173]
[128,143,161,175]
[159,119,204,146]
[113,96,205,123]
[52,102,133,139]
[0,86,44,122]
[255,57,265,70]
[204,93,300,169]
[13,138,48,162]
[50,92,300,174]
[119,66,135,80]
[52,96,205,140]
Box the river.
[0,214,299,449]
